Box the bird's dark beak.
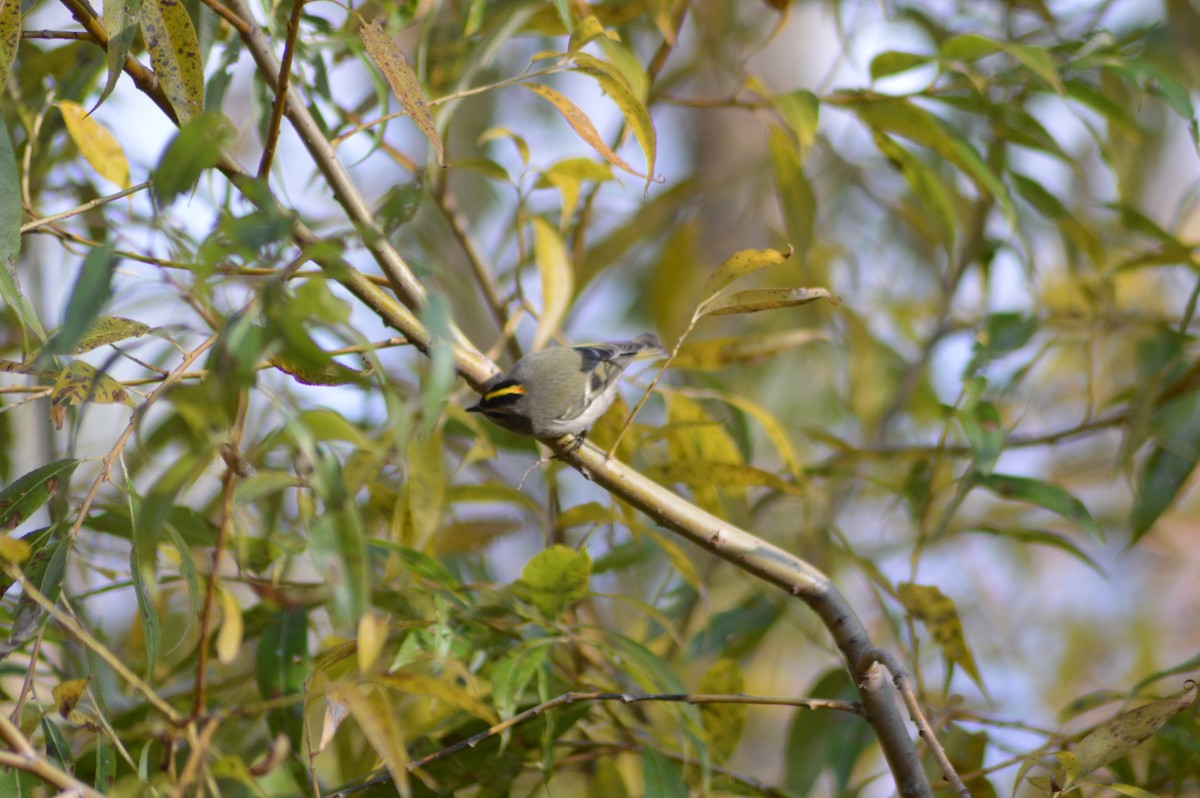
[466,401,483,413]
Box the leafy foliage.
[1,0,1199,796]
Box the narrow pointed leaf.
[530,216,573,352]
[701,286,834,317]
[56,102,130,187]
[140,0,204,123]
[359,20,444,166]
[698,248,793,305]
[99,0,144,109]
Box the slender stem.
[0,714,105,797]
[20,181,151,233]
[20,29,95,40]
[259,0,307,179]
[5,566,182,724]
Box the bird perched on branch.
[468,333,664,449]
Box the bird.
[467,333,664,450]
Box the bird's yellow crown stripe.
[484,384,526,400]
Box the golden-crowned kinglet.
[468,333,664,444]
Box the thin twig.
[20,181,151,233]
[170,716,221,798]
[411,690,861,770]
[0,714,105,797]
[4,565,183,724]
[259,0,307,178]
[20,29,95,40]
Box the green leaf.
[514,545,591,617]
[0,460,78,532]
[966,312,1037,374]
[0,115,46,343]
[407,428,446,549]
[961,525,1103,575]
[872,131,958,252]
[642,749,686,798]
[958,381,1004,474]
[897,582,988,696]
[870,50,932,80]
[99,0,144,110]
[689,592,781,658]
[784,669,874,794]
[772,89,820,161]
[140,0,204,122]
[768,126,816,258]
[45,247,120,358]
[1130,446,1196,543]
[153,113,232,207]
[698,659,746,762]
[256,608,310,750]
[939,33,1003,62]
[974,473,1103,542]
[846,94,1014,222]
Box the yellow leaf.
[374,670,499,724]
[356,610,388,672]
[331,683,410,797]
[50,361,135,430]
[529,217,573,352]
[646,461,802,495]
[406,429,445,549]
[140,0,204,123]
[0,536,30,563]
[522,82,646,180]
[672,330,827,370]
[55,101,131,188]
[215,584,243,665]
[53,677,90,721]
[700,286,835,317]
[514,545,591,617]
[698,659,746,762]
[697,248,792,306]
[536,157,614,230]
[896,583,987,695]
[0,0,22,95]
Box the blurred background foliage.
[2,0,1200,795]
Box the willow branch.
[0,714,105,797]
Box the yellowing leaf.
[0,536,30,562]
[673,330,827,370]
[359,20,444,167]
[0,0,21,92]
[50,361,135,430]
[697,247,792,305]
[647,461,802,495]
[375,670,499,724]
[701,287,835,317]
[53,678,90,726]
[356,611,388,672]
[215,584,243,665]
[55,101,131,188]
[570,52,657,193]
[406,429,445,550]
[1062,685,1197,791]
[536,157,614,230]
[140,0,204,123]
[331,683,410,797]
[522,82,645,180]
[698,659,746,762]
[530,216,573,352]
[515,544,591,617]
[896,583,987,695]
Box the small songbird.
[467,333,664,446]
